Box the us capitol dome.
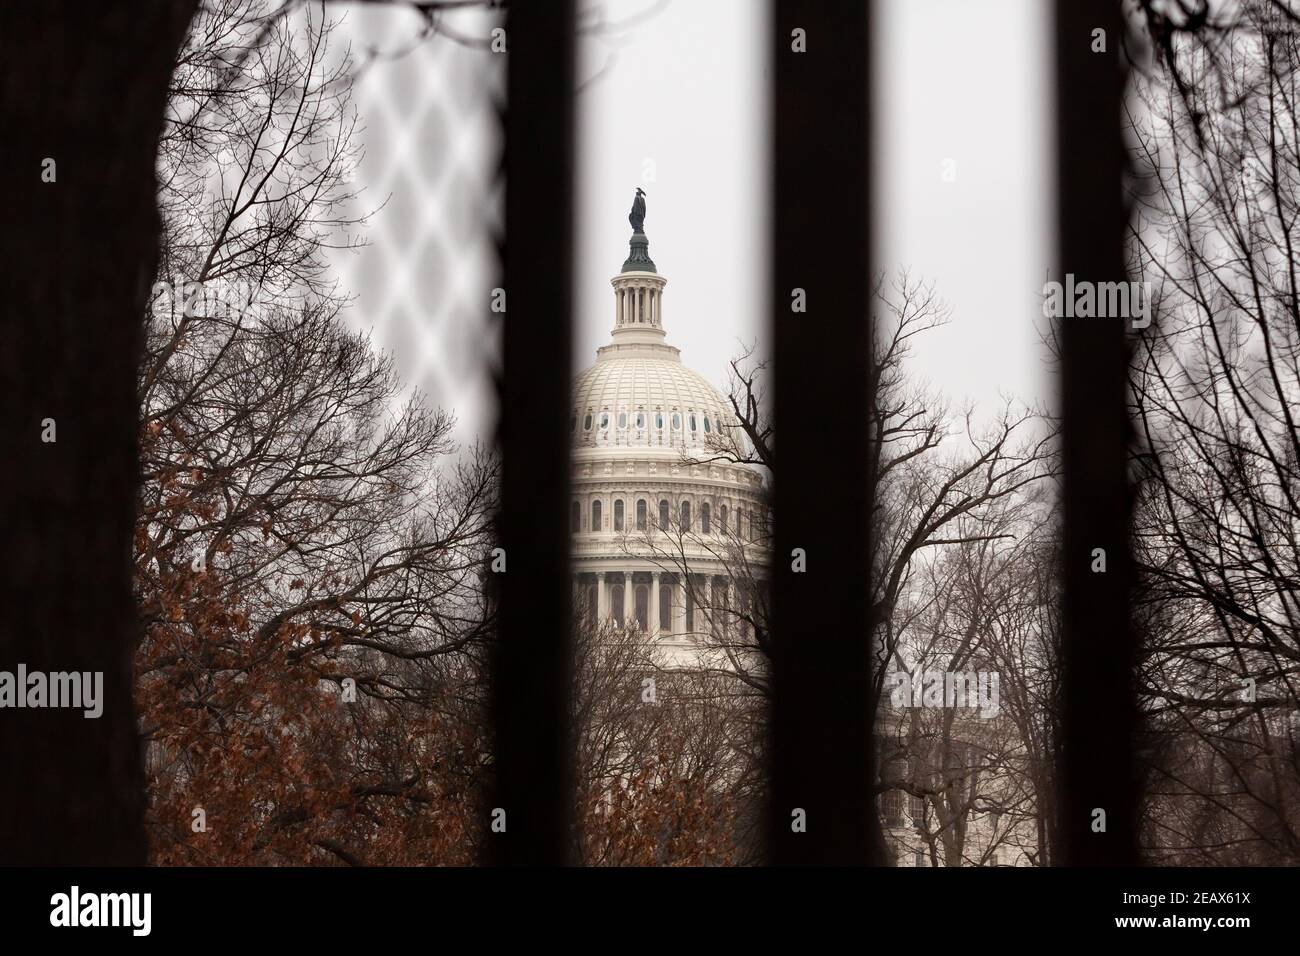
[570,192,767,658]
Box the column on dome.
[720,577,732,638]
[650,571,661,634]
[623,571,633,626]
[706,576,718,638]
[597,571,609,621]
[671,575,686,636]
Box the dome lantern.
[609,188,668,351]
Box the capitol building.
[567,199,1035,866]
[569,203,768,660]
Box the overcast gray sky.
[337,0,1055,445]
[575,0,768,391]
[582,0,1054,417]
[876,0,1053,415]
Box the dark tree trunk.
[0,1,196,865]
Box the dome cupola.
[571,189,735,453]
[607,187,669,354]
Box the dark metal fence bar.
[767,0,884,865]
[1053,0,1139,865]
[489,0,576,865]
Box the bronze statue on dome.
[629,187,647,233]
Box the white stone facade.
[570,247,767,661]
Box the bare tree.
[683,272,1052,697]
[1127,0,1300,863]
[634,272,1052,854]
[877,496,1052,867]
[976,519,1066,866]
[0,0,510,867]
[133,0,505,865]
[567,600,758,865]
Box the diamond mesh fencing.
[330,6,504,444]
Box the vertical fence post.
[767,0,884,865]
[490,0,576,865]
[1054,0,1139,865]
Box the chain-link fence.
[331,5,503,444]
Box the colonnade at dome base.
[572,567,755,648]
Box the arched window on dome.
[636,499,647,531]
[671,413,681,430]
[659,583,672,633]
[634,585,648,630]
[689,414,697,431]
[592,500,602,532]
[680,500,691,532]
[658,499,669,529]
[701,502,711,534]
[655,412,663,430]
[703,415,711,433]
[719,504,728,534]
[618,411,627,429]
[583,413,593,431]
[611,584,625,622]
[635,412,645,429]
[599,412,609,430]
[570,501,580,533]
[613,499,624,532]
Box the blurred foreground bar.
[767,0,884,865]
[490,0,576,865]
[1054,0,1139,866]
